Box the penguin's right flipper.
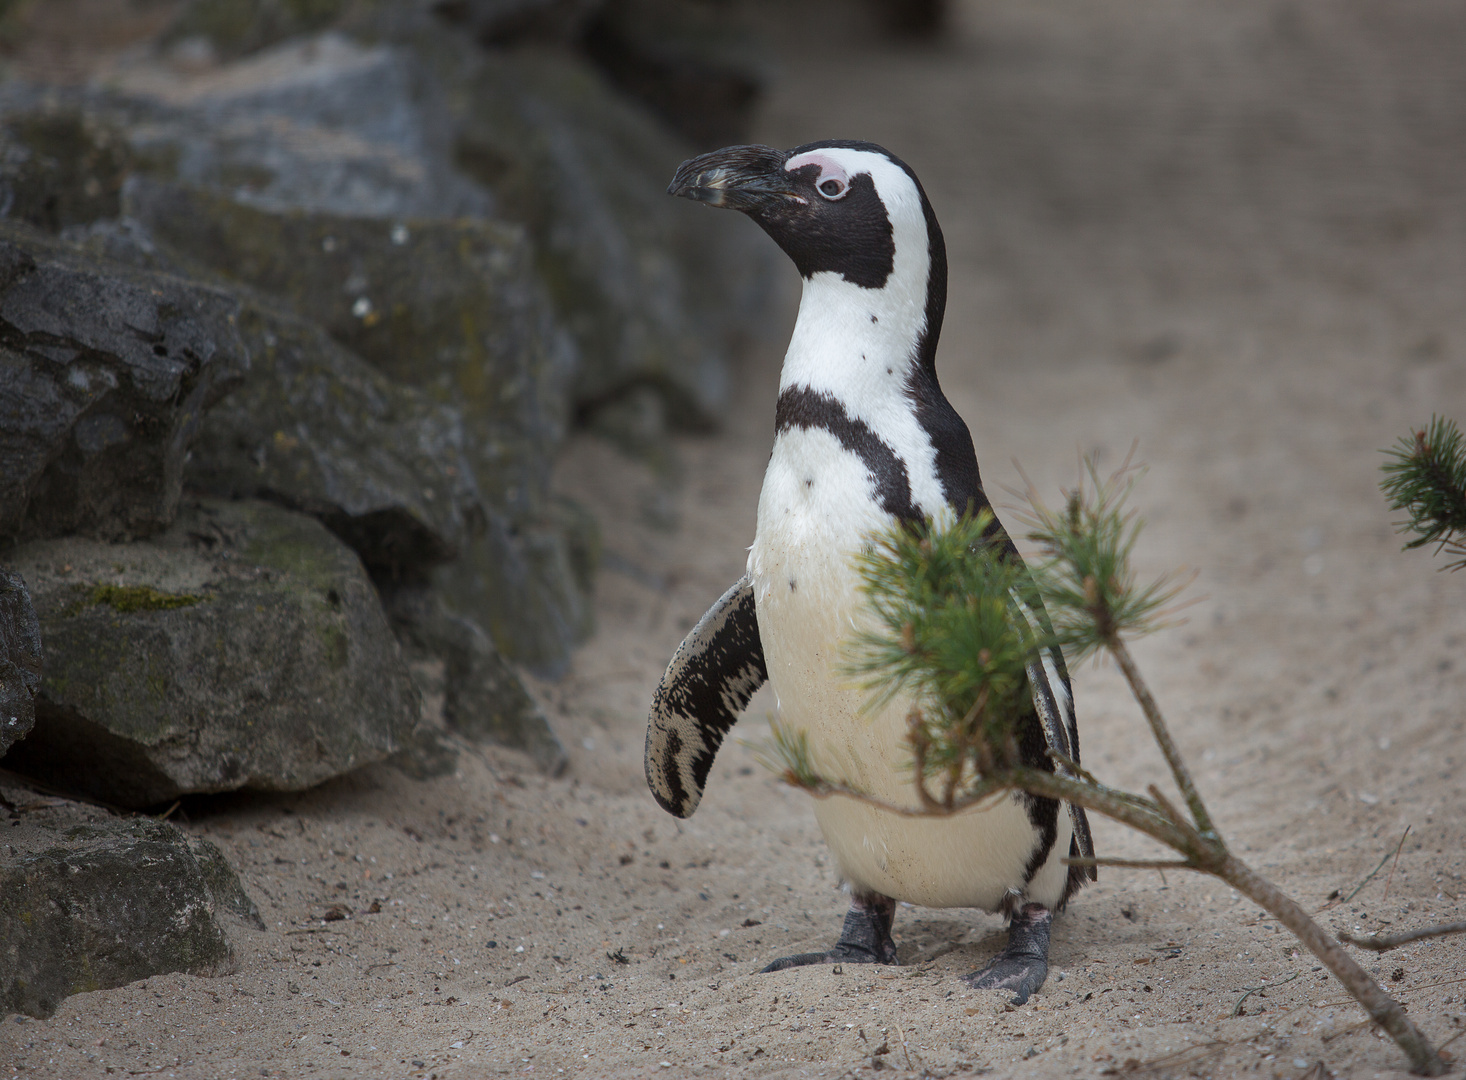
[645,574,767,818]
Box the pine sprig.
[1380,415,1466,569]
[1019,459,1192,660]
[842,512,1043,795]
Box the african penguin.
[645,141,1095,1005]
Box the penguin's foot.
[962,903,1052,1006]
[761,892,899,972]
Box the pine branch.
[1381,415,1466,569]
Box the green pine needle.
[842,511,1050,787]
[1020,460,1191,661]
[1381,415,1466,569]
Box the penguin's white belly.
[749,428,1071,911]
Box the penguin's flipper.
[1025,645,1097,879]
[646,574,767,818]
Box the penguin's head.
[669,140,946,352]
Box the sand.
[4,2,1465,1077]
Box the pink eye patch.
[785,151,852,200]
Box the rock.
[0,569,42,757]
[431,0,607,45]
[0,221,249,542]
[188,303,489,581]
[162,0,354,63]
[1,497,420,808]
[383,582,567,773]
[580,0,767,150]
[0,107,130,233]
[0,779,261,1019]
[123,177,575,520]
[105,32,495,223]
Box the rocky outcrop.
[0,778,261,1019]
[3,498,420,808]
[0,569,41,756]
[0,223,249,543]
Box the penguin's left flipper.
[962,903,1051,1006]
[645,574,767,818]
[762,893,899,972]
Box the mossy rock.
[1,498,420,807]
[124,178,574,519]
[0,567,41,757]
[0,780,261,1018]
[0,220,248,543]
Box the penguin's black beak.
[667,144,800,212]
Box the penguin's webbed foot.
[962,903,1052,1006]
[761,892,899,973]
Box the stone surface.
[124,177,575,521]
[188,303,489,581]
[384,582,567,773]
[0,107,130,233]
[104,32,495,223]
[581,0,766,150]
[1,497,420,807]
[0,569,41,757]
[0,222,249,542]
[431,0,607,45]
[0,779,261,1019]
[444,40,773,433]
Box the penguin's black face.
[669,140,921,290]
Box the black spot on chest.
[775,386,920,523]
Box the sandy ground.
[5,2,1466,1077]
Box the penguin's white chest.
[748,428,1070,911]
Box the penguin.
[645,141,1095,1005]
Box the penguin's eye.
[817,177,849,200]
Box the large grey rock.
[431,0,607,45]
[189,303,489,580]
[105,32,495,223]
[0,568,41,756]
[0,108,130,233]
[0,222,248,542]
[0,780,261,1019]
[1,497,420,808]
[383,582,567,773]
[123,177,575,520]
[580,0,767,150]
[447,43,770,430]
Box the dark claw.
[761,892,899,973]
[962,903,1053,1006]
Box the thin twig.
[1233,971,1301,1016]
[1110,636,1218,839]
[1339,922,1466,952]
[1063,856,1194,871]
[1382,825,1412,901]
[1343,832,1407,904]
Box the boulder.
[0,568,41,757]
[1,497,420,808]
[0,107,130,233]
[447,43,770,430]
[580,0,767,150]
[123,177,575,519]
[0,778,261,1019]
[383,582,567,773]
[0,222,248,542]
[105,32,495,223]
[188,303,489,581]
[431,0,608,46]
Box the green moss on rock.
[88,583,203,613]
